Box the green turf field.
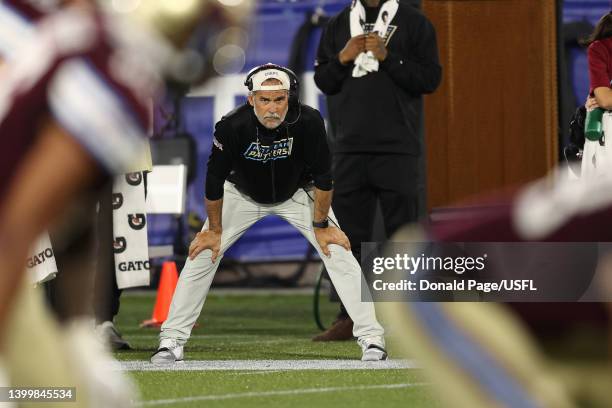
[114,291,439,407]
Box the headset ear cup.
[287,72,299,103]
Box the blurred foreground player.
[151,64,387,364]
[0,0,154,350]
[381,169,612,408]
[0,0,250,406]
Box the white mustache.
[264,114,281,120]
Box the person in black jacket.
[314,0,441,340]
[152,64,386,363]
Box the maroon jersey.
[588,37,612,95]
[425,173,612,327]
[1,0,59,20]
[0,0,63,60]
[0,4,164,203]
[427,173,612,242]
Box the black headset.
[244,63,300,104]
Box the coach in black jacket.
[152,65,387,364]
[314,0,441,340]
[206,104,332,205]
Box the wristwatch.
[312,219,329,228]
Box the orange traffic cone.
[140,261,179,328]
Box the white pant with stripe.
[160,182,384,346]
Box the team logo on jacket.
[112,193,124,210]
[128,213,147,230]
[125,172,143,186]
[213,136,223,151]
[244,137,293,163]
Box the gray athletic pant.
[159,182,384,346]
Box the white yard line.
[232,370,286,375]
[136,382,429,406]
[120,359,419,371]
[126,334,262,339]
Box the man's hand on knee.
[188,230,222,262]
[314,226,351,257]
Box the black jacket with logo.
[314,0,441,155]
[205,103,333,204]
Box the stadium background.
[109,2,612,407]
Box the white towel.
[27,173,151,289]
[112,172,150,289]
[350,0,398,78]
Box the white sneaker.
[151,338,184,364]
[359,336,388,361]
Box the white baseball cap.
[250,68,291,92]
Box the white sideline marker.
[135,382,429,406]
[120,359,419,371]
